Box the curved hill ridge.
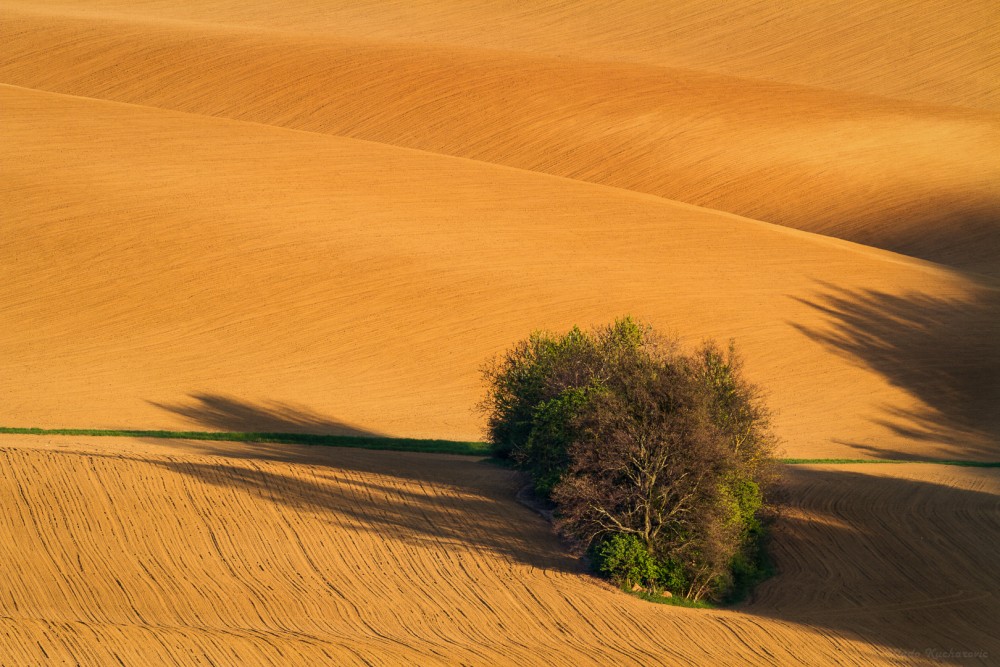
[4,5,1000,276]
[3,84,997,461]
[10,0,1000,111]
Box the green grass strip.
[626,588,715,608]
[3,428,997,466]
[0,427,489,456]
[780,457,1000,468]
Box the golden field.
[1,2,998,664]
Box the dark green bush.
[654,557,690,594]
[522,385,594,494]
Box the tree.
[481,318,778,602]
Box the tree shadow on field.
[741,465,1000,666]
[789,282,1000,460]
[149,393,382,437]
[142,394,581,575]
[135,397,1000,661]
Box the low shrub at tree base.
[481,317,779,603]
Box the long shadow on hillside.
[146,450,577,575]
[149,393,385,437]
[790,283,1000,460]
[740,466,1000,665]
[142,395,579,575]
[844,194,1000,281]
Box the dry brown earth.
[0,435,996,665]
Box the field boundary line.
[1,428,997,466]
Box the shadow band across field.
[791,283,1000,461]
[150,393,385,437]
[32,436,585,578]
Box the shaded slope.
[3,6,999,275]
[3,85,997,460]
[0,435,996,665]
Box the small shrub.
[591,533,657,589]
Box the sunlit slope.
[10,0,1000,110]
[4,7,999,275]
[3,85,997,460]
[1,435,996,665]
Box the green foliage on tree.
[591,533,657,588]
[481,317,779,603]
